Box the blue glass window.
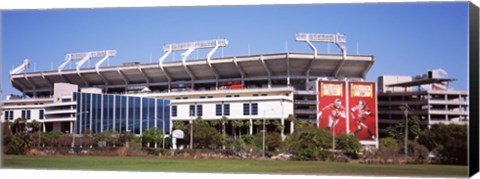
[197,104,203,117]
[39,110,44,120]
[128,96,135,133]
[216,104,222,116]
[171,105,177,117]
[224,104,230,116]
[243,103,250,115]
[164,100,170,134]
[134,97,141,134]
[142,98,149,131]
[4,111,9,120]
[252,103,258,115]
[103,95,109,131]
[148,98,155,131]
[157,99,164,132]
[189,105,195,117]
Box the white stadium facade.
[1,33,378,148]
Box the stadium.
[2,33,378,148]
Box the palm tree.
[13,117,27,133]
[210,120,221,133]
[272,120,284,133]
[245,120,252,135]
[254,119,262,134]
[220,116,228,138]
[233,120,244,138]
[31,119,42,147]
[286,114,297,133]
[3,120,13,135]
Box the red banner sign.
[348,81,377,141]
[318,81,347,136]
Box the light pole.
[262,108,274,158]
[403,104,410,162]
[332,121,336,152]
[72,111,88,148]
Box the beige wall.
[53,83,78,102]
[378,76,412,93]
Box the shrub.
[5,132,32,154]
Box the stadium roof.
[10,52,374,96]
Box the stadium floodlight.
[68,50,117,60]
[295,33,346,43]
[58,50,117,73]
[162,39,228,52]
[10,59,30,75]
[160,39,229,89]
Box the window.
[39,110,44,120]
[4,111,9,120]
[21,110,26,119]
[226,95,232,98]
[216,104,222,116]
[10,111,14,120]
[175,97,180,100]
[200,96,205,99]
[224,104,230,116]
[261,94,268,96]
[197,105,203,117]
[172,106,177,117]
[207,96,213,98]
[182,97,188,99]
[234,95,240,97]
[243,103,250,115]
[253,94,259,97]
[189,105,195,117]
[252,103,258,115]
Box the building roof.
[10,52,374,96]
[386,78,455,88]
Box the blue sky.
[1,2,469,96]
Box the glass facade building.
[73,92,170,135]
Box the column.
[249,118,253,135]
[70,122,73,134]
[281,118,285,140]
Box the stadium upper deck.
[10,52,374,97]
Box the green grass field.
[1,155,468,177]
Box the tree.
[141,128,163,148]
[232,120,244,138]
[386,115,421,141]
[2,120,13,136]
[191,117,222,149]
[42,130,64,147]
[12,118,27,134]
[30,120,42,147]
[254,132,282,152]
[254,119,262,134]
[286,114,297,132]
[418,123,467,165]
[377,137,401,160]
[271,120,284,133]
[220,116,228,138]
[335,134,361,153]
[245,120,252,135]
[281,124,332,161]
[5,132,32,154]
[209,120,221,133]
